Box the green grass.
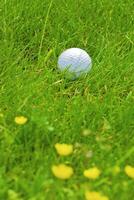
[0,0,134,199]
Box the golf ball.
[58,48,92,78]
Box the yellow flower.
[15,116,28,125]
[51,164,74,180]
[85,191,109,200]
[54,143,73,156]
[84,167,101,179]
[124,165,134,179]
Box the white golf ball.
[58,48,92,78]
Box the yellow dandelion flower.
[54,143,73,156]
[124,165,134,179]
[84,167,101,180]
[51,164,74,180]
[15,116,28,125]
[85,191,109,200]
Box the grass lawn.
[0,0,134,199]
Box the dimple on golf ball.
[58,48,92,78]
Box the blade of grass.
[38,0,53,63]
